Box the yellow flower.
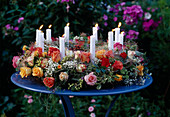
[42,52,47,57]
[95,49,106,59]
[114,74,123,81]
[32,67,43,77]
[136,65,144,76]
[22,45,28,51]
[59,72,68,81]
[20,67,31,78]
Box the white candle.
[46,25,52,42]
[90,35,95,62]
[92,23,98,42]
[59,37,65,60]
[115,22,121,43]
[119,32,124,45]
[108,31,113,50]
[39,32,44,52]
[36,29,41,47]
[64,23,70,44]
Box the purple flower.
[88,106,94,112]
[104,22,108,26]
[103,14,108,20]
[147,7,151,10]
[5,24,11,30]
[120,2,126,6]
[109,7,114,12]
[123,5,143,25]
[18,17,24,23]
[14,27,19,31]
[28,99,33,104]
[113,17,118,21]
[151,9,155,12]
[126,30,139,40]
[143,19,159,31]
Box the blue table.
[11,72,153,117]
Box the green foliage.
[10,88,169,117]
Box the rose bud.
[59,72,69,81]
[76,64,87,72]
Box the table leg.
[105,94,120,117]
[59,95,75,117]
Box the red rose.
[112,60,123,71]
[120,52,127,59]
[35,47,43,57]
[101,58,110,67]
[51,51,61,63]
[43,77,55,88]
[105,50,114,58]
[48,47,60,56]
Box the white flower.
[144,12,151,19]
[66,49,74,57]
[128,50,136,59]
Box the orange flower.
[35,47,43,57]
[80,52,91,63]
[52,51,61,63]
[95,49,106,59]
[22,45,28,51]
[42,52,47,57]
[58,65,62,69]
[48,47,60,56]
[136,65,144,76]
[32,67,43,77]
[105,50,114,58]
[114,74,123,81]
[20,67,31,78]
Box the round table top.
[11,72,153,96]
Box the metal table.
[11,72,153,117]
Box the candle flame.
[121,31,124,34]
[95,23,98,27]
[66,23,70,27]
[62,34,65,37]
[118,22,122,28]
[48,24,52,29]
[112,29,115,32]
[39,25,44,30]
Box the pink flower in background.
[147,7,151,10]
[91,99,96,103]
[69,96,74,98]
[84,72,97,86]
[88,106,94,112]
[59,99,62,104]
[151,9,155,12]
[104,22,108,26]
[28,96,32,99]
[24,95,28,98]
[103,14,108,20]
[5,24,11,30]
[12,56,20,68]
[114,42,122,51]
[90,113,96,117]
[18,17,24,23]
[123,5,143,25]
[120,2,126,6]
[126,30,139,40]
[66,4,70,12]
[109,7,114,12]
[143,19,159,31]
[14,27,19,31]
[28,99,33,104]
[113,17,118,21]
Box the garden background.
[0,0,170,116]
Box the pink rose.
[91,99,96,103]
[28,99,33,104]
[12,56,20,68]
[90,113,96,117]
[84,72,97,86]
[114,42,122,51]
[88,106,94,112]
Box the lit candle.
[119,31,124,45]
[36,25,43,47]
[64,23,70,44]
[92,23,98,42]
[46,24,52,42]
[90,35,95,62]
[115,22,121,43]
[59,36,65,60]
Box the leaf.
[6,10,16,14]
[96,84,101,90]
